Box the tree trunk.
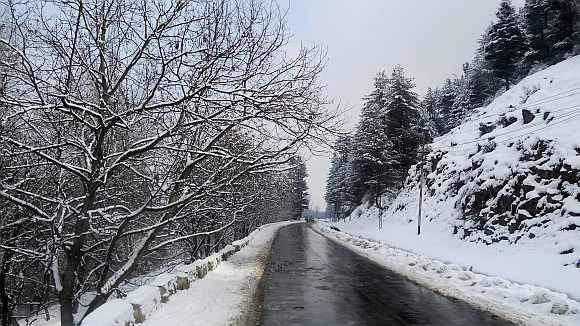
[0,271,12,326]
[1,239,15,326]
[375,183,383,210]
[58,287,75,326]
[59,183,100,326]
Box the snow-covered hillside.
[424,58,580,249]
[331,55,580,323]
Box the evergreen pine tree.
[448,62,491,129]
[348,72,388,204]
[346,68,431,208]
[288,156,309,220]
[485,0,527,90]
[523,0,578,66]
[470,47,502,106]
[523,0,551,65]
[449,67,471,128]
[435,79,457,134]
[383,65,423,190]
[420,87,439,136]
[472,26,505,100]
[325,157,342,220]
[349,72,397,205]
[548,0,578,57]
[325,135,353,220]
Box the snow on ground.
[332,204,580,303]
[20,221,296,326]
[315,222,580,326]
[141,221,297,326]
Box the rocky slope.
[407,56,579,259]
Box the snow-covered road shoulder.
[314,223,580,326]
[141,221,296,326]
[82,221,298,326]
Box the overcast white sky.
[285,0,524,211]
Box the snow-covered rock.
[175,273,190,291]
[150,273,178,303]
[419,56,580,248]
[125,286,162,323]
[81,299,135,326]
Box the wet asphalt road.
[259,223,512,326]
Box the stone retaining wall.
[81,239,250,326]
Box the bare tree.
[0,0,338,324]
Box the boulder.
[551,302,569,315]
[530,292,551,304]
[207,257,217,271]
[196,264,208,279]
[176,274,190,290]
[522,109,535,124]
[125,285,162,323]
[479,122,496,136]
[151,274,177,303]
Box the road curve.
[259,223,512,326]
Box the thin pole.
[417,150,425,235]
[378,185,383,230]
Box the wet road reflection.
[259,223,512,326]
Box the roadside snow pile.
[80,245,247,326]
[82,299,136,326]
[316,224,580,326]
[141,221,297,326]
[78,221,295,326]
